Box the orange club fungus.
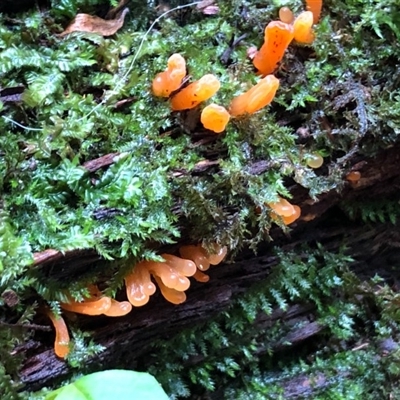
[152,53,186,97]
[200,103,230,133]
[170,74,221,111]
[279,7,294,24]
[268,196,301,225]
[253,21,294,76]
[346,171,361,183]
[305,0,322,23]
[293,11,315,44]
[60,285,132,317]
[179,243,227,282]
[229,75,280,117]
[46,309,70,358]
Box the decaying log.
[18,143,400,395]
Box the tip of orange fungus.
[282,204,301,225]
[47,309,70,359]
[346,171,361,183]
[253,21,294,75]
[279,7,294,24]
[293,11,315,44]
[152,53,186,97]
[170,74,220,111]
[229,75,280,117]
[206,244,227,265]
[103,299,132,317]
[179,244,211,271]
[306,0,322,23]
[200,103,230,133]
[125,262,156,307]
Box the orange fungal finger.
[192,269,210,283]
[229,75,279,117]
[282,205,301,225]
[161,254,197,277]
[279,7,294,24]
[170,74,220,111]
[152,53,186,97]
[154,276,187,304]
[346,171,361,183]
[269,197,295,217]
[125,262,156,307]
[305,0,322,23]
[46,309,70,358]
[179,244,211,271]
[147,261,191,291]
[103,299,132,317]
[200,104,230,133]
[253,21,294,75]
[293,11,315,44]
[61,296,112,315]
[206,244,227,265]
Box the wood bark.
[17,143,400,395]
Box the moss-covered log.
[1,0,400,398]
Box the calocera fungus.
[60,296,112,316]
[200,103,231,133]
[229,75,280,117]
[170,74,221,111]
[305,0,322,23]
[306,153,324,168]
[153,276,187,304]
[293,11,315,44]
[125,261,157,307]
[179,243,227,281]
[269,197,301,225]
[152,53,186,97]
[346,171,361,183]
[46,309,70,358]
[279,7,294,24]
[253,21,294,76]
[103,299,132,317]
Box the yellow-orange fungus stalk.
[147,260,191,292]
[152,53,186,97]
[253,21,294,76]
[154,276,187,304]
[279,7,294,24]
[229,75,280,117]
[206,244,228,265]
[46,309,70,358]
[269,197,295,217]
[125,262,156,307]
[305,0,322,23]
[103,299,132,317]
[293,11,315,44]
[193,269,210,283]
[200,103,230,133]
[161,254,197,277]
[282,205,301,225]
[170,74,220,111]
[269,197,301,225]
[61,296,112,315]
[306,153,323,168]
[346,171,361,183]
[179,245,211,271]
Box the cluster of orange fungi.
[152,0,322,134]
[268,196,301,226]
[47,244,227,358]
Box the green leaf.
[46,370,169,400]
